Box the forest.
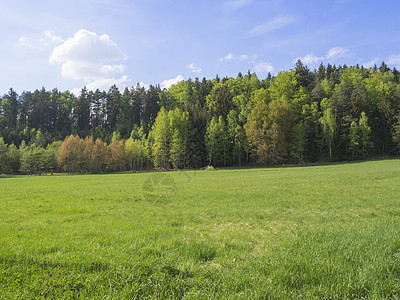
[1,61,400,174]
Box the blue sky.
[1,0,400,94]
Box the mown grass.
[1,160,400,299]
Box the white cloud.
[220,53,257,62]
[387,55,400,67]
[293,54,323,66]
[71,75,130,96]
[101,64,126,75]
[255,62,274,73]
[326,47,349,60]
[363,58,380,68]
[247,16,296,36]
[187,63,202,73]
[19,35,47,50]
[224,0,254,9]
[19,36,35,48]
[241,54,258,63]
[19,30,64,50]
[43,30,64,43]
[293,47,350,67]
[49,29,130,92]
[49,29,127,81]
[86,75,130,91]
[59,61,126,81]
[137,82,149,90]
[221,53,234,61]
[161,75,184,89]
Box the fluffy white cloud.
[49,29,128,82]
[187,63,202,73]
[247,16,296,36]
[58,61,127,82]
[49,29,131,93]
[293,54,323,66]
[71,75,130,96]
[255,62,274,73]
[326,47,349,60]
[161,75,184,89]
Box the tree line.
[1,61,400,174]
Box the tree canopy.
[1,62,400,173]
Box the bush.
[205,165,215,171]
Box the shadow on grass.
[1,156,399,178]
[212,156,400,171]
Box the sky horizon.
[1,0,400,95]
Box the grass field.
[1,160,400,299]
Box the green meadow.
[1,160,400,299]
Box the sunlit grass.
[1,160,400,298]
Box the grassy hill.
[1,160,400,298]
